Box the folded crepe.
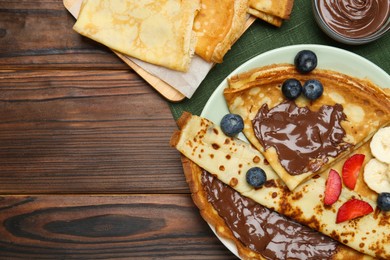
[73,0,200,72]
[249,0,294,19]
[249,0,294,26]
[181,148,374,259]
[224,64,390,190]
[171,112,390,259]
[193,0,249,63]
[247,8,283,27]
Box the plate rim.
[203,44,389,119]
[200,43,390,259]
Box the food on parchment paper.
[73,0,200,72]
[71,0,296,71]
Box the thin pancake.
[171,112,390,259]
[224,64,390,190]
[181,156,265,260]
[193,0,249,63]
[249,0,294,19]
[73,0,199,72]
[248,7,283,27]
[182,155,373,259]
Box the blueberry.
[294,50,318,74]
[220,113,244,137]
[246,167,267,188]
[282,78,303,100]
[302,79,323,100]
[377,192,390,211]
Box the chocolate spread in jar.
[317,0,390,38]
[252,101,353,175]
[201,171,338,260]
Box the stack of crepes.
[71,0,294,98]
[248,0,294,27]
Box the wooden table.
[0,1,235,258]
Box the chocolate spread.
[201,171,338,259]
[317,0,390,38]
[252,101,352,175]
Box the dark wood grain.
[0,195,235,259]
[2,0,390,258]
[0,0,229,257]
[0,69,186,194]
[0,0,126,69]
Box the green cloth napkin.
[169,1,390,120]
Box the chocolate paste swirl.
[252,101,353,175]
[317,0,390,38]
[201,171,338,259]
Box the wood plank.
[115,52,186,102]
[0,194,235,259]
[0,0,126,69]
[0,70,185,194]
[0,0,186,101]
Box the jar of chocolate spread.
[312,0,390,44]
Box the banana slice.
[363,158,390,193]
[370,126,390,164]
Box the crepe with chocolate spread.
[171,112,390,259]
[224,64,390,190]
[181,149,375,259]
[73,0,199,72]
[193,0,249,63]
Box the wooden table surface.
[0,1,236,258]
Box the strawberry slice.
[336,198,373,223]
[324,169,342,205]
[342,154,365,190]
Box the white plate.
[200,44,390,258]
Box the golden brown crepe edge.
[73,0,200,72]
[210,0,249,63]
[248,7,283,27]
[249,0,294,19]
[181,155,264,260]
[194,0,250,63]
[172,112,375,260]
[225,63,390,121]
[226,64,390,102]
[172,112,264,259]
[223,64,390,190]
[182,155,375,260]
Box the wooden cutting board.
[63,0,256,102]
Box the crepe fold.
[171,112,390,259]
[181,145,376,260]
[73,0,200,72]
[224,64,390,190]
[248,0,294,27]
[193,0,249,63]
